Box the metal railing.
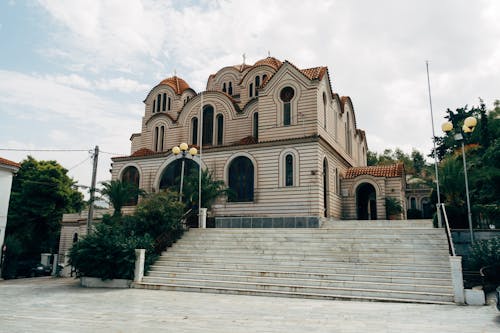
[153,208,193,254]
[440,203,456,256]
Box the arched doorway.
[356,183,377,220]
[228,156,254,202]
[159,159,199,204]
[121,166,140,205]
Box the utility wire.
[0,148,89,152]
[68,156,92,171]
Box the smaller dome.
[253,56,282,70]
[159,76,191,95]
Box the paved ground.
[0,277,498,332]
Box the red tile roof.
[345,163,404,179]
[253,56,283,70]
[0,157,20,169]
[159,76,191,95]
[130,148,157,157]
[300,66,327,80]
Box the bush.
[385,197,403,219]
[68,222,157,280]
[469,237,500,270]
[407,208,423,219]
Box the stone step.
[137,277,454,303]
[320,219,434,228]
[145,271,453,293]
[187,228,443,234]
[155,255,450,266]
[133,282,455,305]
[147,265,452,284]
[150,262,452,279]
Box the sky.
[1,0,499,196]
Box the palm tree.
[182,169,231,211]
[99,180,145,216]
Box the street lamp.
[441,116,477,243]
[172,143,197,202]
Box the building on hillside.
[0,157,20,277]
[109,56,406,225]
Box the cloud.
[95,78,150,93]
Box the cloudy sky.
[1,0,499,193]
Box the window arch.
[191,117,198,145]
[222,82,227,93]
[156,94,161,113]
[249,83,253,98]
[153,125,165,152]
[152,100,156,114]
[255,76,260,96]
[285,154,294,187]
[280,86,294,126]
[216,114,224,145]
[228,156,254,202]
[202,105,214,146]
[228,82,233,95]
[253,112,259,142]
[262,74,267,82]
[121,165,140,205]
[162,93,167,111]
[410,197,417,209]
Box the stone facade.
[108,56,410,221]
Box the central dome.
[159,76,191,95]
[253,56,283,70]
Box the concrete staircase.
[133,219,455,304]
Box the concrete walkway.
[0,277,498,332]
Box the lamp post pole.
[442,117,477,244]
[172,143,198,203]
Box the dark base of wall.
[215,216,320,228]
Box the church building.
[109,56,407,226]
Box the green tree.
[182,169,231,210]
[6,156,84,258]
[99,180,145,217]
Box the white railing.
[440,203,456,256]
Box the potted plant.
[385,197,403,220]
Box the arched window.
[162,93,167,111]
[346,113,352,155]
[335,168,340,194]
[228,82,233,95]
[202,105,214,146]
[168,97,171,111]
[255,76,260,96]
[228,156,254,202]
[285,154,294,187]
[156,94,161,113]
[153,125,164,152]
[280,87,294,126]
[253,112,259,142]
[191,117,198,145]
[72,233,78,243]
[249,83,253,98]
[121,166,140,205]
[222,82,227,93]
[410,197,417,209]
[262,74,267,82]
[152,100,156,114]
[323,92,327,129]
[216,114,224,145]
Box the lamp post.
[442,116,477,243]
[172,143,198,202]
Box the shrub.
[407,208,423,219]
[385,197,403,219]
[469,237,500,270]
[68,222,156,280]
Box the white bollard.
[200,208,207,229]
[134,249,145,282]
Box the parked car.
[15,261,51,278]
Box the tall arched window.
[410,197,417,209]
[262,74,267,82]
[202,105,214,146]
[255,76,260,96]
[323,92,327,129]
[285,154,294,187]
[168,97,171,111]
[162,93,167,111]
[228,156,254,202]
[191,117,198,145]
[153,125,164,152]
[346,113,352,155]
[152,100,156,114]
[249,83,253,98]
[228,82,233,95]
[280,87,294,126]
[253,112,259,142]
[222,82,227,93]
[156,94,161,112]
[216,114,224,145]
[122,166,140,205]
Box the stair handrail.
[153,208,193,254]
[440,203,456,256]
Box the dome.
[159,76,191,95]
[253,56,283,70]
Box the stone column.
[450,256,465,304]
[134,249,145,282]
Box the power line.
[0,148,90,152]
[68,156,92,171]
[100,150,127,156]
